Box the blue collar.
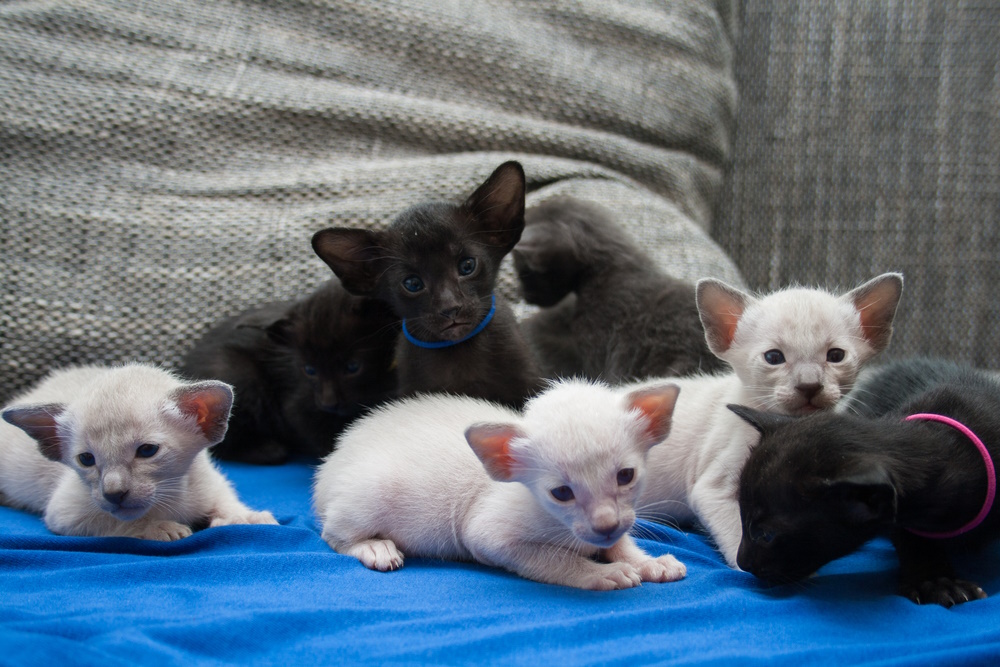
[402,294,496,349]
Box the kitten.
[181,279,399,464]
[513,196,728,381]
[311,161,541,409]
[0,363,277,540]
[313,379,687,590]
[733,358,1000,607]
[627,273,903,567]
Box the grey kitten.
[513,197,729,382]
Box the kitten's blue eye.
[763,349,785,365]
[827,348,845,363]
[344,359,361,375]
[402,276,424,293]
[550,486,575,502]
[303,365,318,377]
[77,452,96,467]
[617,468,635,486]
[458,257,477,276]
[136,444,159,459]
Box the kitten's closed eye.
[827,348,845,363]
[763,349,785,365]
[136,444,159,459]
[77,452,96,467]
[747,521,775,544]
[550,485,575,502]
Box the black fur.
[512,197,728,382]
[311,161,541,408]
[732,358,1000,607]
[181,279,399,464]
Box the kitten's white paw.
[140,520,192,541]
[580,562,642,591]
[342,539,405,572]
[637,554,687,583]
[209,510,279,527]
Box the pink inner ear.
[850,274,903,350]
[627,385,680,444]
[465,424,521,481]
[698,281,747,354]
[174,383,233,441]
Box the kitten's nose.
[796,382,822,400]
[593,520,621,539]
[440,306,461,320]
[103,490,128,506]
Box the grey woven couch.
[2,0,998,404]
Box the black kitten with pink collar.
[732,358,1000,607]
[312,161,541,408]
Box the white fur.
[314,380,686,590]
[633,274,903,567]
[0,363,277,539]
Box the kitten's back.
[315,394,515,557]
[841,358,1000,419]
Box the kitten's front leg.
[893,530,986,607]
[472,538,641,590]
[44,502,192,541]
[689,466,743,568]
[601,534,686,583]
[196,457,278,528]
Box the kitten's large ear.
[311,228,387,296]
[464,161,526,253]
[236,310,297,346]
[697,279,753,356]
[845,273,904,353]
[727,404,796,438]
[465,422,526,482]
[625,383,680,446]
[2,404,68,462]
[825,468,897,524]
[171,381,234,445]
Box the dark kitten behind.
[181,279,399,464]
[311,161,541,409]
[732,358,1000,607]
[512,197,728,382]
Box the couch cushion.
[0,0,743,401]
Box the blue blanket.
[3,461,1000,665]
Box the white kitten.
[0,363,278,540]
[632,273,903,567]
[314,379,687,590]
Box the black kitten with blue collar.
[312,161,541,408]
[732,358,1000,607]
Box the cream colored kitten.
[314,379,686,590]
[0,363,277,540]
[632,273,903,567]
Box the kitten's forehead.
[521,380,645,462]
[65,365,181,451]
[736,289,861,350]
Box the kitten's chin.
[105,504,151,521]
[438,321,475,341]
[579,526,631,548]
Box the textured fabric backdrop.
[0,0,742,403]
[716,0,1000,367]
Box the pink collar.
[905,413,996,539]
